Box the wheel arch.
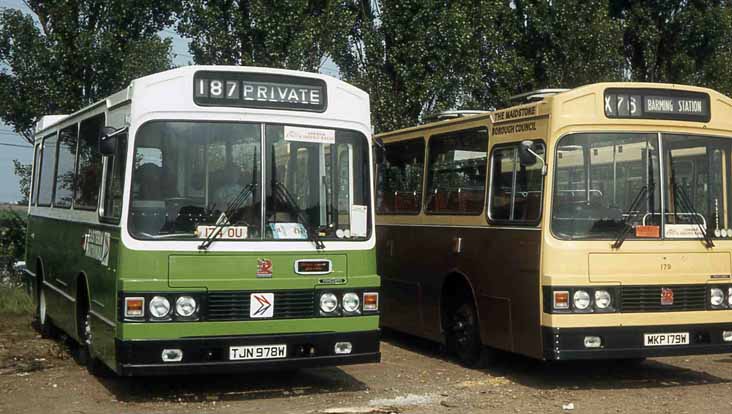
[74,272,92,339]
[439,270,481,339]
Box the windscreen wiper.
[271,181,325,250]
[198,183,257,250]
[199,151,258,250]
[270,145,325,250]
[612,185,648,249]
[671,175,714,248]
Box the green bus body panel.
[168,254,348,289]
[26,214,379,372]
[119,315,379,340]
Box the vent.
[509,89,569,103]
[423,110,489,123]
[207,290,316,321]
[621,285,707,312]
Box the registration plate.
[229,344,287,360]
[643,332,690,347]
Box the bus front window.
[664,134,731,238]
[552,133,661,240]
[552,132,732,241]
[129,121,371,242]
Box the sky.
[0,0,340,203]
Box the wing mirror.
[99,126,126,155]
[519,140,547,175]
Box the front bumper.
[116,330,380,376]
[543,323,732,360]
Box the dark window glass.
[31,144,42,205]
[489,143,545,223]
[102,133,127,220]
[376,139,425,214]
[54,124,78,208]
[75,114,105,210]
[37,133,58,206]
[130,121,262,239]
[425,129,488,214]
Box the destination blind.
[193,71,327,112]
[604,88,710,122]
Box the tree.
[610,0,732,96]
[0,1,178,143]
[513,0,625,91]
[332,0,527,133]
[177,0,353,71]
[12,160,31,205]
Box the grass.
[0,284,33,315]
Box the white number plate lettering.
[229,344,287,360]
[643,332,689,347]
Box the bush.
[0,285,33,315]
[0,208,26,264]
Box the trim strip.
[91,299,105,309]
[376,223,541,231]
[21,269,36,278]
[43,280,76,303]
[55,278,68,287]
[90,310,116,328]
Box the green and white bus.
[21,66,380,375]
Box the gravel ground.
[2,313,732,414]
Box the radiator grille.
[206,290,316,321]
[621,285,707,312]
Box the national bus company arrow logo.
[250,293,274,318]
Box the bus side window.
[37,133,58,207]
[101,133,127,221]
[75,114,105,210]
[31,144,42,206]
[424,128,488,215]
[54,124,78,208]
[376,138,425,214]
[488,142,545,223]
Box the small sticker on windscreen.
[635,225,660,238]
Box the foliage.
[12,160,32,205]
[177,0,353,71]
[0,285,33,315]
[0,1,178,142]
[0,209,26,261]
[513,0,625,90]
[610,0,732,96]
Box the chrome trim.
[55,278,68,287]
[21,268,36,278]
[89,310,116,328]
[91,299,105,308]
[376,223,541,231]
[42,280,75,302]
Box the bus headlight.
[573,290,591,310]
[710,288,725,307]
[320,293,338,313]
[594,290,612,310]
[149,296,171,319]
[175,296,198,317]
[342,293,360,314]
[727,287,732,307]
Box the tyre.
[36,283,56,339]
[447,301,483,367]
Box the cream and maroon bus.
[376,83,732,365]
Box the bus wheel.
[36,284,56,339]
[448,301,482,367]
